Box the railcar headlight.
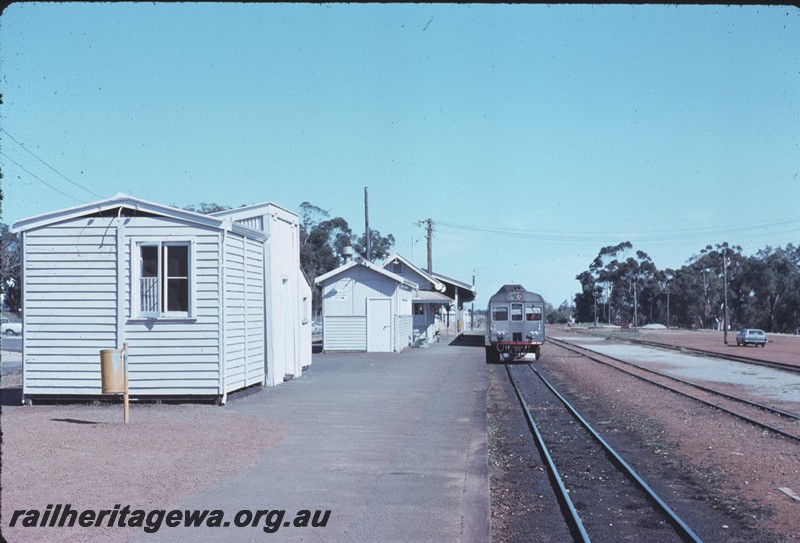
[496,331,506,340]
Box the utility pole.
[426,218,433,273]
[723,248,729,344]
[417,218,434,273]
[364,187,371,261]
[666,283,670,330]
[471,273,475,331]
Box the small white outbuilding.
[12,194,273,403]
[381,253,450,344]
[315,257,418,353]
[211,203,312,384]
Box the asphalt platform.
[135,331,489,543]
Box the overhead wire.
[0,127,105,199]
[1,151,86,204]
[437,217,800,239]
[436,218,800,247]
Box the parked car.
[735,328,767,347]
[1,317,22,336]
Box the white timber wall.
[22,218,119,395]
[299,278,312,369]
[387,260,442,343]
[21,211,267,398]
[22,215,228,396]
[394,285,414,352]
[265,210,301,383]
[124,216,222,396]
[321,267,399,352]
[216,203,306,386]
[222,234,265,393]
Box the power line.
[0,127,104,199]
[437,217,800,244]
[1,152,86,204]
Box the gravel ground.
[0,395,285,543]
[487,364,573,543]
[489,330,800,542]
[574,327,800,369]
[4,327,799,543]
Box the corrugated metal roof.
[430,272,477,302]
[12,193,269,242]
[414,290,452,303]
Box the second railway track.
[548,337,800,443]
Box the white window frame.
[492,305,509,322]
[131,239,196,319]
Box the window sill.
[127,317,198,324]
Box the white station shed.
[12,194,269,404]
[431,272,477,332]
[314,257,418,353]
[211,202,312,384]
[381,253,450,345]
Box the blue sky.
[2,4,799,307]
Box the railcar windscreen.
[526,304,542,321]
[492,306,509,321]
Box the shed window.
[413,303,425,315]
[492,306,509,321]
[136,242,193,318]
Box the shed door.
[367,298,392,352]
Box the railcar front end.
[485,284,545,363]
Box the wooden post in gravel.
[123,343,129,424]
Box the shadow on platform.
[448,333,485,347]
[0,387,22,406]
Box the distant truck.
[735,328,767,347]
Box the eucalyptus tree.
[354,229,396,263]
[573,270,602,324]
[688,242,743,330]
[298,201,396,313]
[0,223,21,313]
[589,241,633,324]
[616,250,659,327]
[735,244,800,333]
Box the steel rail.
[505,365,591,543]
[550,338,800,443]
[551,338,800,420]
[577,332,799,374]
[634,338,799,373]
[526,363,705,543]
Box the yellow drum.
[100,349,124,394]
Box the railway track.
[573,332,800,374]
[549,337,800,443]
[506,363,703,543]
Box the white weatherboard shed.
[315,257,418,353]
[211,203,311,385]
[381,253,450,344]
[12,194,268,403]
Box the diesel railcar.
[485,284,545,363]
